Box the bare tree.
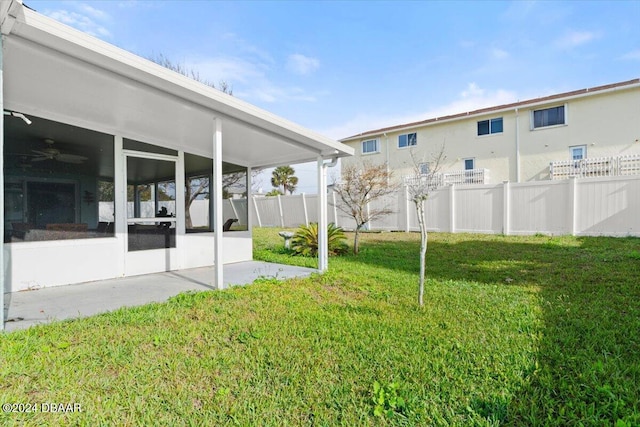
[149,53,239,228]
[184,170,262,228]
[149,53,233,95]
[333,161,398,254]
[404,145,446,306]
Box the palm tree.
[271,166,298,195]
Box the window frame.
[531,104,567,130]
[463,158,475,171]
[398,132,417,149]
[361,139,380,155]
[418,162,430,175]
[570,145,586,161]
[477,117,503,136]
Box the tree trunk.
[353,225,361,255]
[416,200,427,306]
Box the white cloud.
[620,49,640,60]
[491,48,509,59]
[323,84,519,140]
[184,55,319,104]
[554,30,600,49]
[286,54,320,75]
[44,3,112,39]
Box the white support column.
[317,156,328,272]
[449,184,456,233]
[0,35,5,330]
[502,180,510,235]
[114,135,126,275]
[301,193,309,226]
[213,117,224,289]
[175,151,186,269]
[246,167,253,231]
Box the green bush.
[290,222,348,257]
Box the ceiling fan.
[32,139,88,164]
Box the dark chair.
[223,218,238,231]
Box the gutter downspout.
[515,107,520,183]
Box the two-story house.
[340,79,640,184]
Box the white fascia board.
[12,7,353,159]
[0,0,22,35]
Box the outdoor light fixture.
[3,110,32,125]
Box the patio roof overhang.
[1,1,353,168]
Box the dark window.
[477,117,503,135]
[398,133,417,148]
[533,106,565,128]
[464,158,475,170]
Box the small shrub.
[291,222,348,257]
[371,381,408,419]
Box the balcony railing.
[404,168,489,188]
[549,154,640,180]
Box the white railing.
[442,168,489,185]
[403,168,489,188]
[550,154,640,180]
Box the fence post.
[276,194,285,227]
[405,184,411,233]
[301,192,309,226]
[449,184,456,233]
[332,191,339,227]
[252,195,262,228]
[569,177,578,236]
[365,194,371,231]
[229,198,240,222]
[502,180,510,235]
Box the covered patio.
[3,260,316,332]
[0,0,353,330]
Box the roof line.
[341,78,640,141]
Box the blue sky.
[28,0,640,192]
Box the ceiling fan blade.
[56,153,88,164]
[31,149,51,156]
[32,156,50,162]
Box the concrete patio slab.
[3,261,316,332]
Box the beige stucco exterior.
[341,80,640,183]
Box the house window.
[477,117,503,135]
[570,145,586,161]
[398,133,417,149]
[361,139,379,154]
[533,105,565,128]
[419,162,430,175]
[464,158,475,170]
[3,115,115,243]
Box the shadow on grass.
[347,233,640,424]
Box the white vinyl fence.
[252,175,640,237]
[100,175,640,237]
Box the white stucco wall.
[342,85,640,183]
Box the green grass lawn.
[1,229,639,426]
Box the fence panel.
[253,196,281,226]
[509,181,569,235]
[280,194,307,227]
[576,177,640,236]
[454,184,503,234]
[159,175,640,237]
